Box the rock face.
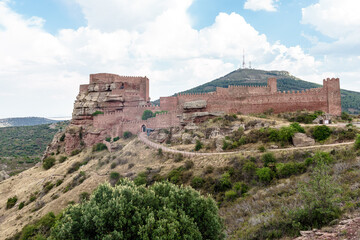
[292,133,315,147]
[0,170,9,182]
[183,100,207,109]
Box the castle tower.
[324,78,341,116]
[267,78,277,93]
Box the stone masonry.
[63,73,341,154]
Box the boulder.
[183,100,207,109]
[292,133,315,147]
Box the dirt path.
[138,133,355,157]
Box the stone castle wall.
[65,73,341,153]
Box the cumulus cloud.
[244,0,278,12]
[0,0,343,118]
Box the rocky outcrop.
[0,170,9,182]
[183,100,207,109]
[292,133,315,147]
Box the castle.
[64,73,341,153]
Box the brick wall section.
[68,74,341,152]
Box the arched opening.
[120,82,124,89]
[141,125,146,132]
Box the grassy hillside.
[174,69,360,114]
[0,117,60,128]
[0,122,68,157]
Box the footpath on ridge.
[138,132,355,157]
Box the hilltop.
[0,117,61,128]
[168,69,360,114]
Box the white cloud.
[1,0,355,118]
[244,0,278,12]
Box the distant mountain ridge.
[0,117,60,128]
[174,69,360,114]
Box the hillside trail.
[138,132,354,157]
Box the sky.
[0,0,359,118]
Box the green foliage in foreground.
[355,134,360,150]
[50,179,224,240]
[92,143,107,152]
[6,196,17,209]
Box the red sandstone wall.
[324,78,341,116]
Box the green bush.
[258,145,266,152]
[278,126,296,143]
[70,149,81,156]
[233,182,249,196]
[191,176,205,189]
[341,112,352,122]
[43,157,56,170]
[134,172,148,186]
[105,137,111,142]
[92,143,107,152]
[312,125,332,141]
[92,110,104,116]
[110,172,121,181]
[19,212,56,240]
[184,160,194,170]
[113,136,120,142]
[276,162,306,178]
[225,190,237,201]
[123,131,133,139]
[142,110,154,120]
[256,167,274,184]
[215,172,232,192]
[174,153,183,162]
[18,201,25,210]
[292,159,341,230]
[50,180,224,240]
[195,140,203,151]
[59,156,67,163]
[59,133,65,142]
[290,122,305,133]
[354,134,360,150]
[79,192,90,203]
[261,152,276,167]
[6,196,18,209]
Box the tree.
[354,134,360,150]
[312,125,332,141]
[50,179,224,240]
[142,110,154,120]
[293,158,341,229]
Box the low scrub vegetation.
[43,157,56,170]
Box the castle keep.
[65,73,341,153]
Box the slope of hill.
[0,117,60,128]
[166,69,360,114]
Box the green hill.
[0,117,61,128]
[174,69,360,114]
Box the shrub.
[261,153,276,167]
[113,136,120,142]
[142,110,154,120]
[214,172,232,192]
[313,151,333,165]
[167,167,185,184]
[105,137,111,142]
[195,140,203,151]
[6,196,18,209]
[258,146,266,152]
[70,149,81,156]
[50,180,224,240]
[134,172,147,186]
[204,165,214,174]
[19,212,56,239]
[92,110,104,116]
[184,160,194,170]
[312,125,332,141]
[92,143,107,152]
[18,201,25,210]
[290,122,305,133]
[256,167,274,184]
[354,134,360,150]
[278,126,296,143]
[233,182,249,196]
[191,176,205,189]
[110,172,120,181]
[56,179,63,186]
[110,162,117,169]
[123,131,133,139]
[59,133,65,142]
[79,192,90,203]
[292,159,341,230]
[225,190,237,201]
[59,156,67,163]
[174,153,183,162]
[43,157,56,170]
[341,112,352,122]
[67,162,82,174]
[276,162,306,178]
[157,148,163,156]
